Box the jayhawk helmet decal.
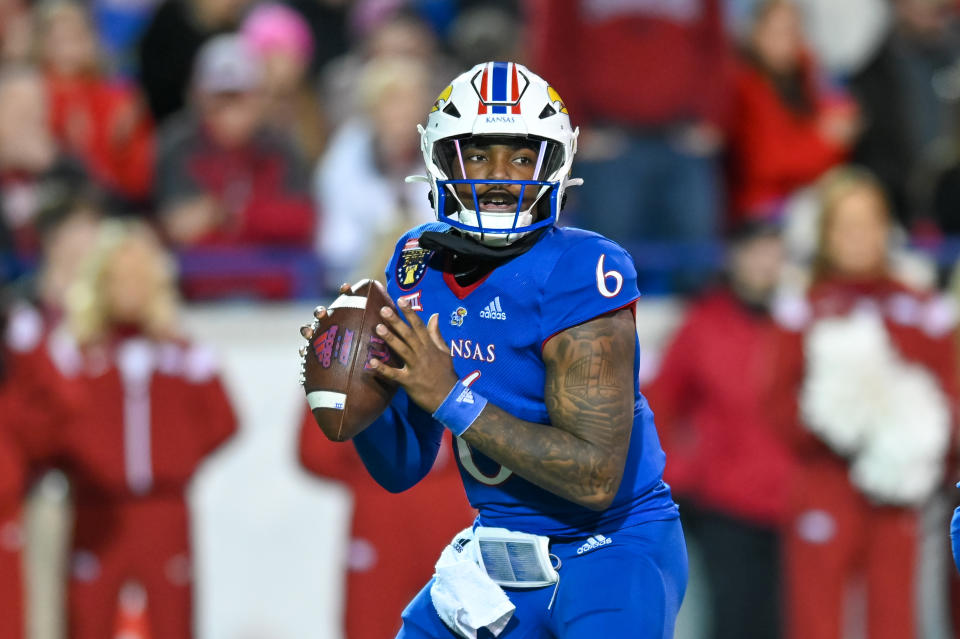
[409,61,580,246]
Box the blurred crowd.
[3,0,960,638]
[0,0,960,297]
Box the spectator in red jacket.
[36,0,154,203]
[0,298,27,639]
[54,220,237,639]
[0,282,89,639]
[156,34,315,250]
[728,0,857,220]
[771,166,957,639]
[645,220,795,639]
[298,412,474,639]
[0,429,23,639]
[528,0,732,292]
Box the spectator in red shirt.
[645,220,795,639]
[0,430,23,639]
[529,0,732,292]
[728,0,857,220]
[156,34,315,250]
[36,0,154,203]
[0,298,27,639]
[54,220,237,639]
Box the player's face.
[454,142,540,213]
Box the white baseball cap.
[193,34,264,94]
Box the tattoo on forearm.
[460,310,635,508]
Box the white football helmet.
[409,61,580,246]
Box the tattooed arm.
[460,310,635,509]
[369,299,636,511]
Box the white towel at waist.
[429,527,515,639]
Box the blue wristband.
[432,376,488,436]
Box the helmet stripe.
[511,63,521,114]
[491,61,508,114]
[478,65,489,114]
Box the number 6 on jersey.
[596,254,624,298]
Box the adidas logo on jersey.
[480,297,507,320]
[576,534,612,555]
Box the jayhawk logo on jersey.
[450,307,468,327]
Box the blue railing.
[176,247,326,300]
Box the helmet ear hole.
[442,102,461,118]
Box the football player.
[302,62,687,638]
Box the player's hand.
[299,283,351,343]
[298,284,352,382]
[367,297,457,413]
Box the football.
[301,279,401,441]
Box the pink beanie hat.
[242,3,314,64]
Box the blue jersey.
[370,222,677,537]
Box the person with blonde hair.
[49,220,236,639]
[771,165,957,639]
[65,220,178,345]
[314,55,435,291]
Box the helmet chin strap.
[418,226,550,262]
